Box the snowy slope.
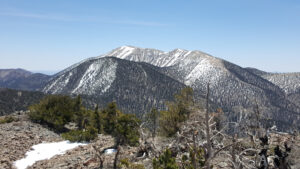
[43,58,118,95]
[42,57,186,116]
[261,73,300,95]
[102,46,229,88]
[245,68,300,95]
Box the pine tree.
[91,104,103,133]
[114,113,140,146]
[103,102,120,134]
[73,95,84,130]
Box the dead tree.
[205,83,212,169]
[92,145,106,169]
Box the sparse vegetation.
[0,116,17,124]
[119,158,145,169]
[24,87,298,168]
[61,126,98,142]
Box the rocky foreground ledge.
[1,111,300,169]
[0,112,62,169]
[0,112,152,169]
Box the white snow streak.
[43,72,73,94]
[109,46,135,59]
[72,59,118,95]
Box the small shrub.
[153,148,179,169]
[29,95,76,132]
[62,127,98,142]
[0,116,17,124]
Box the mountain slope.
[245,68,300,95]
[0,69,51,91]
[247,69,300,107]
[43,57,186,116]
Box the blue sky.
[0,0,299,74]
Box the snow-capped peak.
[108,46,136,59]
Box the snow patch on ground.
[14,141,87,169]
[104,148,117,154]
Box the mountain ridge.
[0,69,51,91]
[1,46,299,131]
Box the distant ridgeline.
[0,46,299,132]
[0,88,45,116]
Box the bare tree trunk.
[113,146,120,169]
[231,135,237,169]
[192,131,197,169]
[205,83,212,169]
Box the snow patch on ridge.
[105,46,210,68]
[14,141,87,169]
[109,46,136,59]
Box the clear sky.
[0,0,299,74]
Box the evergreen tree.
[91,104,104,133]
[73,95,85,130]
[103,102,120,134]
[114,113,140,146]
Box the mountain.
[99,46,300,131]
[0,88,45,116]
[43,57,186,116]
[0,69,32,81]
[42,46,299,131]
[0,69,51,91]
